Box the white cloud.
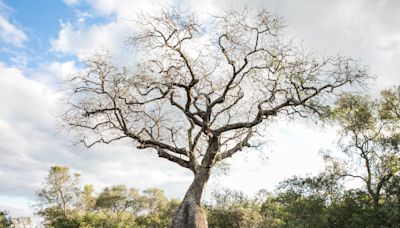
[0,196,33,218]
[31,60,79,88]
[0,1,27,47]
[0,64,60,198]
[260,0,400,90]
[178,0,400,91]
[63,0,80,6]
[51,20,132,63]
[51,0,175,65]
[83,0,173,17]
[0,13,27,47]
[209,120,338,195]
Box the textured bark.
[171,167,210,228]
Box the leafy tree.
[34,166,181,227]
[81,184,96,212]
[380,86,400,120]
[269,175,371,228]
[63,8,369,227]
[326,91,400,219]
[135,189,180,227]
[259,194,286,227]
[95,185,138,225]
[381,174,400,226]
[329,190,375,228]
[263,166,399,228]
[207,189,262,228]
[35,166,81,226]
[271,174,339,228]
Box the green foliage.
[35,166,81,226]
[0,211,12,228]
[326,91,400,212]
[262,174,399,228]
[33,166,179,227]
[134,188,180,227]
[329,93,376,133]
[11,162,400,227]
[380,86,400,121]
[82,185,96,211]
[206,189,263,228]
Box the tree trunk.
[170,167,210,228]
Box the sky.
[0,0,399,219]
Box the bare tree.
[63,8,370,227]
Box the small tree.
[95,185,138,225]
[35,166,81,225]
[63,8,369,227]
[325,89,400,221]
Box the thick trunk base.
[170,200,208,228]
[171,167,210,228]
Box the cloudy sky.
[0,0,399,218]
